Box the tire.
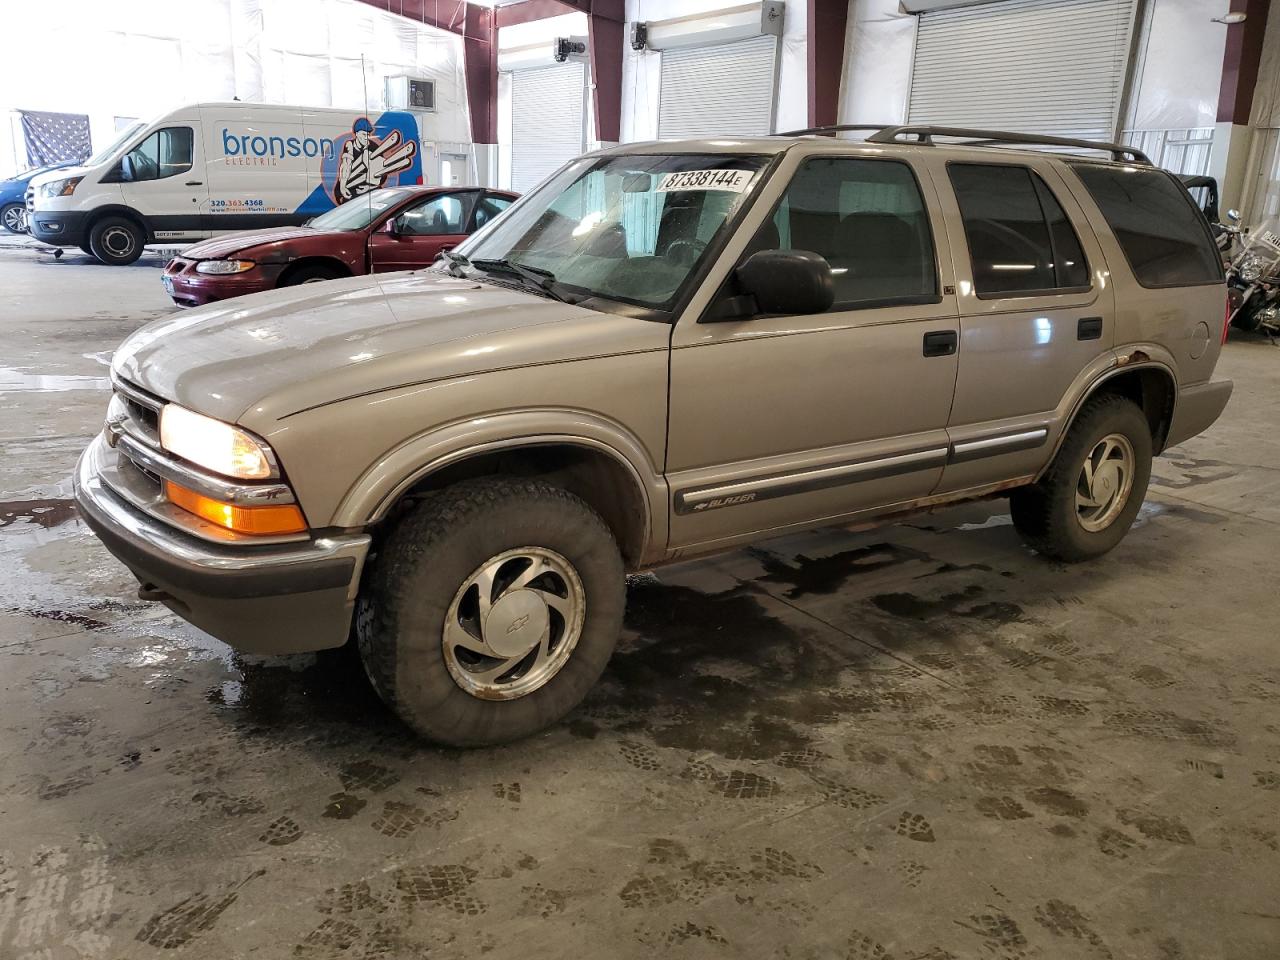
[1010,394,1153,562]
[77,242,94,257]
[88,216,144,265]
[357,477,625,746]
[280,264,341,287]
[1,203,26,234]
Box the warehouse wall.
[0,0,470,179]
[838,0,1229,170]
[620,0,809,142]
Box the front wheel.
[1011,395,1153,562]
[1,203,26,234]
[88,216,144,265]
[356,478,625,746]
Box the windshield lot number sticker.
[658,169,752,193]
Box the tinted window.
[474,194,512,230]
[755,157,936,307]
[122,127,193,182]
[949,163,1089,296]
[398,194,469,235]
[1071,164,1222,287]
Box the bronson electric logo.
[221,128,336,165]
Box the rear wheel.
[1011,395,1152,562]
[356,478,625,746]
[88,216,144,265]
[1,203,25,234]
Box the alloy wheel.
[1075,433,1135,532]
[442,546,585,700]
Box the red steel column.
[1217,0,1271,124]
[807,0,850,128]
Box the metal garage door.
[908,0,1138,142]
[658,35,779,139]
[511,62,586,193]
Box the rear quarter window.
[1069,164,1223,288]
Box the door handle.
[185,180,203,186]
[1077,316,1103,341]
[923,330,958,357]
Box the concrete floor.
[1,243,1278,960]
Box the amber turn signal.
[164,481,307,536]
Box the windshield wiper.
[469,258,576,304]
[438,248,471,277]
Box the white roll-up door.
[510,62,586,193]
[907,0,1137,142]
[658,35,779,139]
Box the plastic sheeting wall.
[0,0,469,178]
[1126,0,1227,130]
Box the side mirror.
[709,250,834,321]
[383,217,402,237]
[1227,208,1242,223]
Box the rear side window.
[754,157,938,308]
[948,163,1090,296]
[1070,164,1222,287]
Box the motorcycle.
[1226,212,1280,339]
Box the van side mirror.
[707,250,834,321]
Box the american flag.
[20,111,92,167]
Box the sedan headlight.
[160,404,275,479]
[39,176,83,199]
[1239,254,1264,283]
[196,259,256,275]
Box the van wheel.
[280,264,340,287]
[88,216,144,265]
[1011,395,1152,562]
[1,203,25,234]
[357,478,625,746]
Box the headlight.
[160,404,275,479]
[1239,254,1264,283]
[196,259,256,275]
[39,177,83,199]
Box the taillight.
[1223,291,1232,344]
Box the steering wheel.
[664,238,706,267]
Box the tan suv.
[75,125,1233,745]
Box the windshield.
[456,153,769,310]
[85,122,145,168]
[308,188,413,231]
[1236,217,1280,276]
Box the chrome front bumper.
[75,434,371,653]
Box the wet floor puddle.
[0,366,110,392]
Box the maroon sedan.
[162,186,518,307]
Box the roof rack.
[774,124,895,138]
[866,125,1151,165]
[774,123,1151,164]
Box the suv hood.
[182,227,337,260]
[113,271,665,426]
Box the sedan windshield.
[309,188,413,231]
[455,153,768,310]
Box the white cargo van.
[27,102,426,265]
